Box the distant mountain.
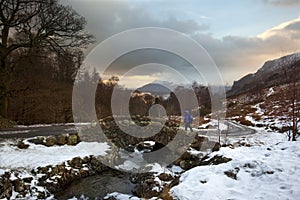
[228,53,300,97]
[136,83,171,96]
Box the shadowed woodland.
[0,0,212,125]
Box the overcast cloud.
[263,0,300,6]
[63,0,300,87]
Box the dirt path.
[197,121,256,138]
[0,124,77,140]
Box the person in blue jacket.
[184,110,193,132]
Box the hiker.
[184,110,193,132]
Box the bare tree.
[290,61,300,141]
[281,54,300,141]
[0,0,94,118]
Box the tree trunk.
[0,95,9,118]
[0,55,8,118]
[291,67,297,141]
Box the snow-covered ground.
[104,131,299,200]
[171,133,300,200]
[222,126,287,146]
[0,140,110,172]
[1,127,299,200]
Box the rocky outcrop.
[17,140,29,149]
[94,116,180,149]
[0,173,13,199]
[35,156,108,194]
[190,135,220,152]
[26,133,80,147]
[130,172,179,200]
[6,115,224,199]
[172,151,231,171]
[45,136,57,147]
[0,155,111,199]
[228,53,300,97]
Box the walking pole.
[218,116,221,144]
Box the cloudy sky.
[63,0,300,88]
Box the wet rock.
[51,165,61,175]
[36,166,49,174]
[212,142,221,152]
[173,151,202,170]
[136,142,152,152]
[124,145,135,152]
[190,136,205,150]
[56,134,67,145]
[58,163,68,172]
[159,188,175,200]
[152,142,165,151]
[140,121,150,126]
[158,173,173,182]
[79,169,91,177]
[200,155,232,166]
[23,177,33,183]
[17,140,29,149]
[12,178,25,192]
[68,157,83,169]
[190,139,201,150]
[45,136,57,147]
[82,156,91,164]
[179,161,191,170]
[28,137,44,145]
[67,134,79,145]
[168,176,180,188]
[0,172,13,199]
[190,135,221,152]
[130,173,154,184]
[130,173,179,200]
[37,191,46,199]
[89,156,108,173]
[132,178,160,198]
[224,167,240,180]
[243,163,256,169]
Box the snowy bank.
[171,139,300,199]
[0,141,110,171]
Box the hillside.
[227,78,300,136]
[228,53,300,97]
[226,53,300,138]
[136,83,171,96]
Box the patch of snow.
[267,87,274,97]
[0,141,110,170]
[171,139,300,200]
[245,115,256,125]
[0,130,31,135]
[15,124,53,128]
[149,163,165,173]
[144,141,156,146]
[15,122,93,128]
[222,127,286,147]
[10,173,18,181]
[104,192,141,200]
[252,102,264,115]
